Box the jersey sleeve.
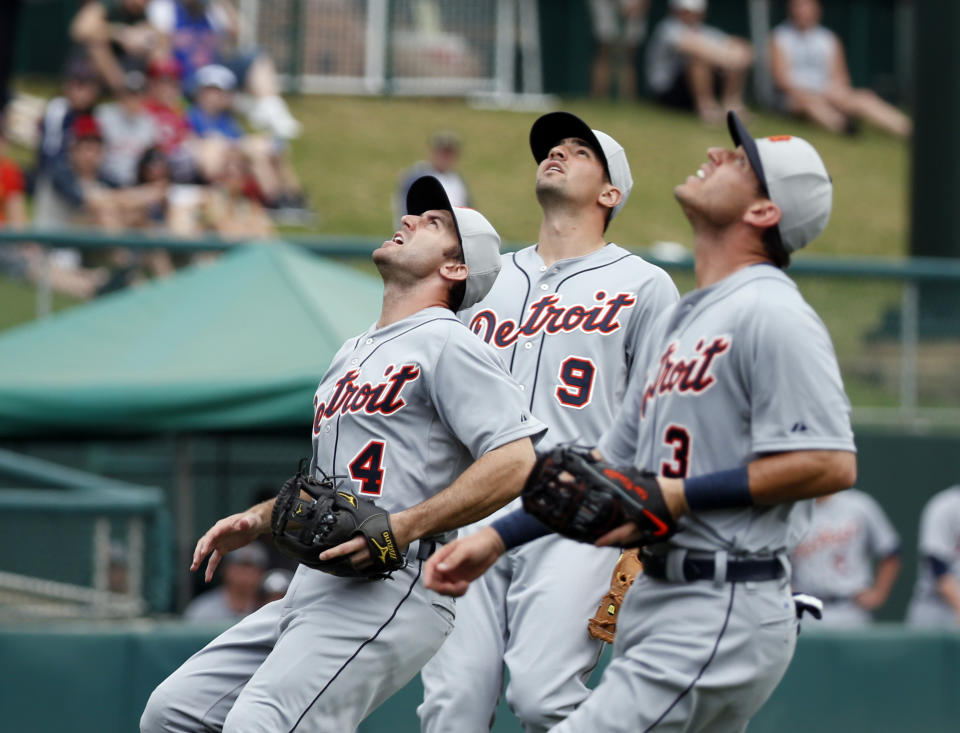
[430,327,546,459]
[746,298,855,454]
[858,491,900,557]
[621,266,679,377]
[597,372,643,468]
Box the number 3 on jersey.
[661,425,691,478]
[556,356,596,408]
[349,440,386,496]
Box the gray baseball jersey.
[907,486,960,628]
[790,490,899,626]
[420,244,678,733]
[142,307,546,733]
[554,264,855,733]
[600,264,856,555]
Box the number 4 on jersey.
[349,440,386,496]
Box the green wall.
[0,622,956,733]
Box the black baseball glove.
[270,461,404,579]
[521,446,677,547]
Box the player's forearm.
[746,450,856,505]
[391,438,536,544]
[871,555,901,601]
[936,574,960,616]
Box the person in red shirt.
[0,119,27,227]
[142,57,197,182]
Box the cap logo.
[768,135,793,142]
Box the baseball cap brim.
[406,175,462,243]
[530,111,611,182]
[727,110,786,251]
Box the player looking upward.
[140,176,547,733]
[425,112,857,733]
[418,112,678,733]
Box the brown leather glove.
[588,549,643,643]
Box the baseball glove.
[588,549,643,643]
[521,446,677,546]
[270,461,404,579]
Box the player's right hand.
[423,527,506,597]
[191,510,269,583]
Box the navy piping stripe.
[528,253,633,409]
[289,562,424,731]
[329,316,460,470]
[642,583,737,732]
[509,250,532,374]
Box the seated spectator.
[770,0,911,138]
[33,114,122,230]
[146,0,301,139]
[95,66,160,188]
[589,0,649,101]
[201,146,274,240]
[70,0,165,94]
[393,130,470,228]
[907,486,960,629]
[645,0,753,125]
[791,489,901,627]
[187,65,308,219]
[34,56,102,184]
[183,542,269,621]
[142,57,196,182]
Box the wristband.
[491,509,552,550]
[683,467,752,511]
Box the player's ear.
[598,183,622,215]
[440,260,468,284]
[743,199,781,231]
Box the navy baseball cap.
[727,111,832,252]
[529,111,633,220]
[406,175,502,311]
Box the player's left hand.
[595,476,687,547]
[424,527,506,597]
[317,535,372,569]
[854,587,885,611]
[317,512,414,570]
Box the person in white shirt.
[770,0,911,137]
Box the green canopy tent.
[0,242,383,436]
[0,242,384,608]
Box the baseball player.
[418,111,678,733]
[790,490,901,627]
[906,485,960,628]
[425,112,857,732]
[140,175,547,733]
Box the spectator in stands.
[259,568,294,607]
[0,118,27,229]
[143,57,196,183]
[146,0,302,139]
[33,114,122,230]
[907,486,960,628]
[645,0,753,125]
[790,490,901,627]
[95,66,160,188]
[70,0,165,94]
[200,145,273,240]
[187,64,308,220]
[589,0,648,101]
[34,56,102,183]
[770,0,911,138]
[393,130,470,228]
[184,542,269,621]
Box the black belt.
[641,550,784,583]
